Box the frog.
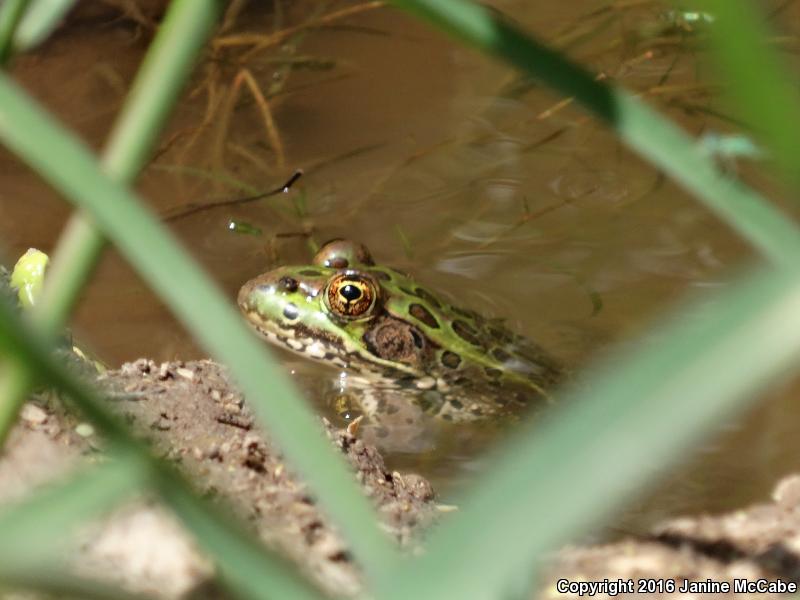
[238,239,563,450]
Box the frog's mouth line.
[244,311,350,367]
[243,309,427,385]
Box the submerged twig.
[214,1,386,60]
[163,170,303,221]
[232,68,287,169]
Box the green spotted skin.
[238,240,562,423]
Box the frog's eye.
[324,273,379,319]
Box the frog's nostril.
[278,276,299,292]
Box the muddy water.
[1,0,799,532]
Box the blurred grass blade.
[152,468,327,600]
[385,264,800,600]
[0,299,327,600]
[0,565,156,600]
[0,0,220,447]
[0,74,396,580]
[0,455,145,565]
[0,0,29,63]
[11,0,76,53]
[388,0,800,265]
[3,0,221,450]
[101,0,217,184]
[698,0,800,188]
[39,0,220,335]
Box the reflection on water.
[1,0,799,532]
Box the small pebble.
[75,423,95,437]
[346,415,364,437]
[21,403,47,425]
[243,434,261,448]
[175,367,195,380]
[157,362,171,380]
[773,474,800,508]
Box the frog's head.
[238,240,430,378]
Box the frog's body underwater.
[238,240,563,451]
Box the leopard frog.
[238,240,562,447]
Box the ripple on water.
[434,251,506,279]
[548,169,632,205]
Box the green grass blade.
[11,0,77,52]
[0,566,156,600]
[152,468,327,600]
[384,264,800,600]
[0,0,29,63]
[0,0,221,448]
[0,74,396,579]
[0,455,145,565]
[698,0,800,187]
[388,0,800,265]
[39,0,220,333]
[0,300,327,600]
[101,0,217,181]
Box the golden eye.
[324,273,379,319]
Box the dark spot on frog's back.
[389,267,410,277]
[488,326,513,343]
[491,347,512,362]
[451,305,480,321]
[371,270,391,281]
[452,319,482,346]
[409,303,439,329]
[484,367,502,379]
[440,350,461,369]
[414,287,441,308]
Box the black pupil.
[340,283,362,302]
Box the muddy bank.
[3,361,800,598]
[3,360,438,598]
